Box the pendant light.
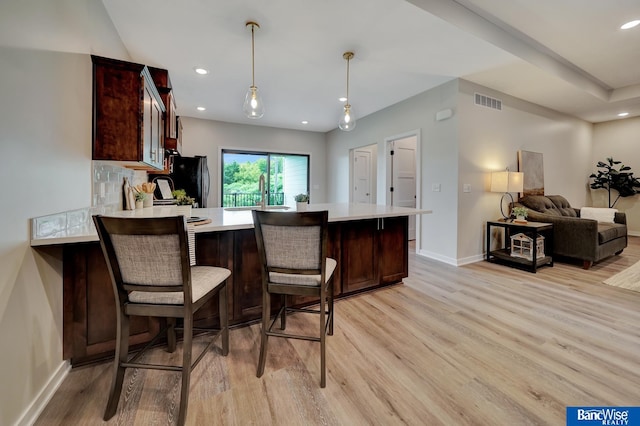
[243,21,265,119]
[339,51,356,131]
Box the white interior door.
[391,136,417,239]
[353,149,372,203]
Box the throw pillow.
[580,207,617,223]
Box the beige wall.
[457,79,594,262]
[0,48,93,426]
[0,0,129,60]
[592,116,640,235]
[0,1,129,424]
[326,80,461,263]
[327,78,596,265]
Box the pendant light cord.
[251,23,256,87]
[246,21,260,88]
[343,52,354,106]
[345,55,350,104]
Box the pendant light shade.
[339,51,356,131]
[243,21,264,119]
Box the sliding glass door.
[221,150,309,207]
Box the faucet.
[258,174,266,210]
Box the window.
[221,150,309,207]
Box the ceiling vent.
[475,93,502,111]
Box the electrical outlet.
[432,183,441,192]
[463,184,471,193]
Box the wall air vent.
[474,93,502,111]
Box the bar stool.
[252,210,336,387]
[93,215,230,425]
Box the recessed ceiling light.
[621,20,640,30]
[617,112,629,117]
[301,120,309,124]
[196,106,206,111]
[194,67,209,75]
[338,97,347,102]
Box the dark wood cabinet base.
[63,217,409,366]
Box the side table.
[486,219,553,273]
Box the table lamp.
[491,169,524,220]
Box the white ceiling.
[99,0,640,132]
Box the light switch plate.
[432,183,441,192]
[463,184,471,193]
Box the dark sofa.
[512,195,627,269]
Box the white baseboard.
[15,361,70,426]
[418,235,639,268]
[417,249,484,266]
[417,249,457,266]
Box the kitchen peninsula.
[31,203,430,366]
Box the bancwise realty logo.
[567,407,640,426]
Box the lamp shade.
[491,171,523,193]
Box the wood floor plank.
[35,237,640,425]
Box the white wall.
[180,117,328,207]
[592,116,640,234]
[456,79,593,262]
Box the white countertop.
[30,203,431,247]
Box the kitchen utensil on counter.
[122,177,135,210]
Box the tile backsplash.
[31,206,113,239]
[32,162,149,239]
[92,161,147,209]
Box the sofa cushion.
[547,195,578,217]
[598,223,627,244]
[519,195,562,216]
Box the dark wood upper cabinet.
[92,55,165,170]
[149,66,179,154]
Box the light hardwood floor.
[35,238,640,425]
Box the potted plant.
[589,157,640,208]
[172,189,195,217]
[134,191,146,209]
[294,193,309,211]
[511,206,528,223]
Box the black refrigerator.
[157,156,210,208]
